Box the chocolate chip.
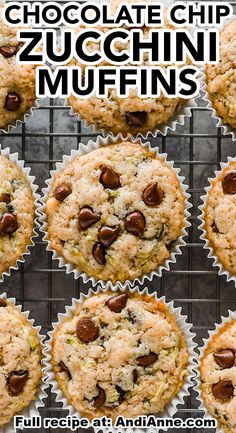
[93,242,106,265]
[213,349,235,369]
[59,361,71,379]
[133,369,138,384]
[222,171,236,194]
[76,318,99,342]
[107,294,128,313]
[100,166,120,189]
[5,93,21,111]
[116,386,126,404]
[98,225,120,247]
[124,211,146,237]
[142,183,164,207]
[0,213,18,235]
[212,379,234,400]
[79,206,100,230]
[93,385,106,407]
[125,111,147,127]
[0,193,11,203]
[8,370,28,395]
[136,353,157,366]
[53,184,72,202]
[0,46,17,58]
[0,299,7,307]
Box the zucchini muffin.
[0,154,35,278]
[0,3,36,131]
[45,142,186,283]
[203,161,236,275]
[0,297,42,427]
[206,19,236,130]
[51,291,189,421]
[68,6,190,136]
[200,319,236,433]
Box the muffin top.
[204,161,236,275]
[206,19,236,130]
[0,154,35,278]
[51,291,189,421]
[0,298,42,427]
[0,3,36,130]
[200,319,236,433]
[68,4,189,136]
[45,142,186,283]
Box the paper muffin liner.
[195,310,236,433]
[43,285,197,433]
[0,145,40,284]
[203,16,236,142]
[198,156,236,286]
[39,133,191,288]
[0,292,47,433]
[0,99,40,135]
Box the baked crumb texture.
[0,4,36,130]
[51,292,189,421]
[206,20,236,130]
[0,155,35,278]
[0,299,42,427]
[204,161,236,276]
[45,142,186,284]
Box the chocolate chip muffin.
[44,141,187,284]
[0,297,42,427]
[51,291,189,421]
[68,10,190,136]
[200,318,236,433]
[0,154,35,278]
[0,3,36,131]
[203,161,236,276]
[206,19,236,130]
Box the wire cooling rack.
[1,1,236,432]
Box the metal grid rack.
[1,1,236,432]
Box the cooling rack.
[1,0,236,432]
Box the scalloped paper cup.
[195,310,236,433]
[39,133,191,288]
[203,17,236,141]
[43,285,197,433]
[0,145,40,283]
[0,292,47,433]
[199,156,236,286]
[65,92,199,140]
[0,99,40,135]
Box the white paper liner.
[0,292,47,433]
[39,133,191,288]
[199,156,236,286]
[0,99,40,135]
[203,16,236,142]
[195,310,236,433]
[0,145,40,283]
[43,285,197,433]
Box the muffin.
[200,318,236,433]
[50,291,189,421]
[68,7,191,136]
[44,141,187,284]
[0,297,42,427]
[0,153,36,278]
[206,19,236,130]
[0,3,36,131]
[203,160,236,276]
